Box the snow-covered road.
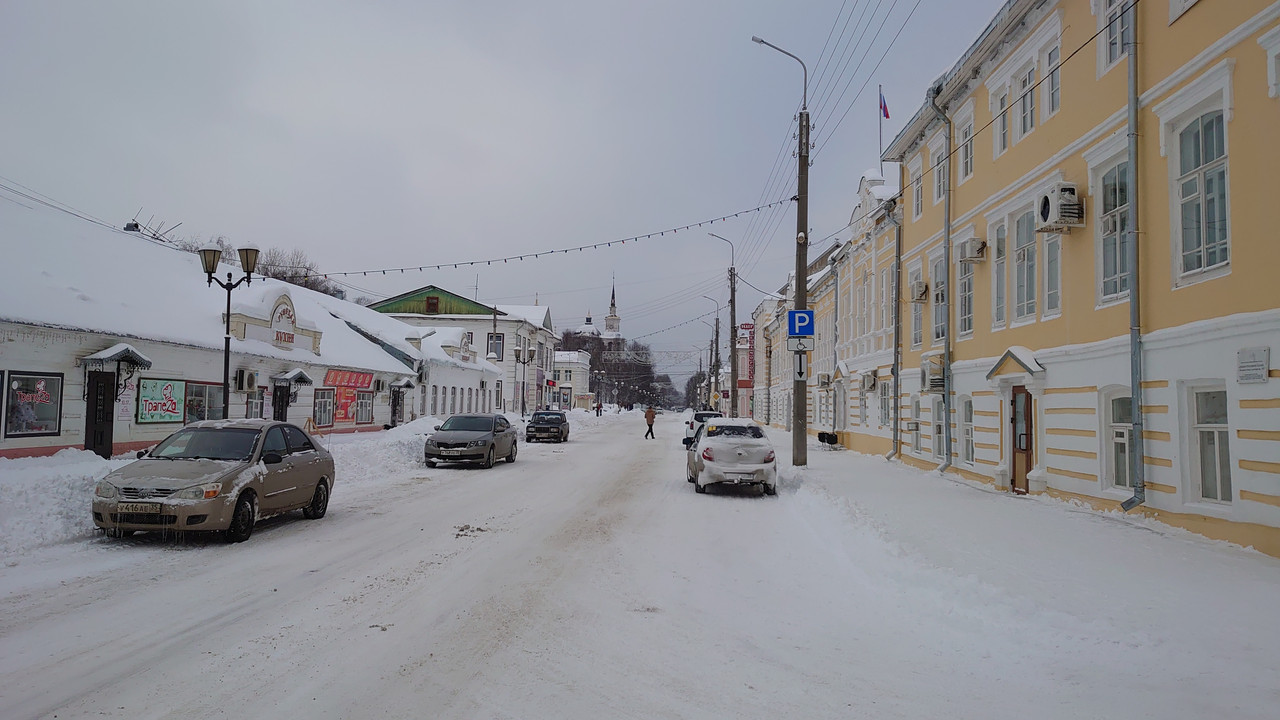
[2,410,1279,719]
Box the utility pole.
[728,265,738,417]
[713,314,721,410]
[752,34,809,466]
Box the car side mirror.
[262,452,284,465]
[434,425,442,431]
[682,437,693,448]
[136,450,147,459]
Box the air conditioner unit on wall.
[909,280,929,304]
[920,357,945,393]
[958,238,986,263]
[861,372,877,391]
[235,369,257,392]
[1036,182,1085,233]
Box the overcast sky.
[2,0,1004,382]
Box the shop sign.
[137,378,185,423]
[272,303,297,346]
[4,372,64,438]
[334,388,358,423]
[323,370,374,389]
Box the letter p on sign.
[787,310,814,337]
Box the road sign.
[794,353,808,381]
[787,310,814,337]
[712,392,722,402]
[786,336,812,352]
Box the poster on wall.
[324,370,373,389]
[137,378,185,423]
[117,379,137,421]
[4,372,64,438]
[334,388,358,423]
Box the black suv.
[525,411,569,443]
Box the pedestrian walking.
[595,401,603,417]
[644,406,656,439]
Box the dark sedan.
[425,413,518,468]
[526,411,569,443]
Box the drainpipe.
[830,253,840,436]
[1121,4,1146,512]
[886,198,903,460]
[928,84,954,473]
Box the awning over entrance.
[80,343,154,370]
[391,377,415,389]
[985,345,1044,380]
[271,368,315,385]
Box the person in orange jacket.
[644,406,656,439]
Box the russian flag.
[879,91,890,119]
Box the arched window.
[450,387,457,414]
[431,385,438,416]
[1103,388,1133,489]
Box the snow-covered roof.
[0,193,415,377]
[555,350,588,364]
[81,343,153,369]
[496,305,553,330]
[271,368,315,385]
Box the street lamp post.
[199,244,260,420]
[752,34,810,466]
[701,296,722,411]
[514,344,536,418]
[708,233,738,417]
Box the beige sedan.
[92,419,335,543]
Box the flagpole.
[878,83,884,176]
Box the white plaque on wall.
[1237,347,1270,384]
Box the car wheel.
[507,440,518,463]
[763,483,777,496]
[224,493,256,543]
[303,480,330,519]
[425,459,436,468]
[481,446,494,469]
[105,528,134,538]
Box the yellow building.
[872,0,1280,554]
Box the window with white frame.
[931,255,946,344]
[996,94,1009,155]
[495,380,503,410]
[960,397,974,464]
[1176,110,1229,276]
[930,137,948,205]
[908,155,923,220]
[1046,46,1061,115]
[1014,211,1037,321]
[450,386,457,414]
[313,388,335,428]
[860,269,871,348]
[859,390,868,426]
[246,388,264,419]
[1103,0,1131,69]
[1193,388,1231,502]
[356,391,374,424]
[958,257,974,336]
[911,397,921,453]
[931,397,944,459]
[879,379,891,426]
[992,224,1007,327]
[960,124,973,179]
[910,266,923,348]
[1100,161,1131,300]
[431,385,438,415]
[1107,394,1133,489]
[1044,235,1061,316]
[1018,67,1036,138]
[881,267,891,331]
[487,333,504,361]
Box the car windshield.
[706,424,765,439]
[149,427,262,461]
[531,413,562,423]
[694,412,722,423]
[440,416,495,432]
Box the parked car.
[684,410,724,440]
[92,419,334,543]
[425,413,517,468]
[526,410,569,443]
[683,418,777,495]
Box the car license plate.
[118,502,162,513]
[442,449,462,456]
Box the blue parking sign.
[787,310,814,337]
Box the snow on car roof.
[702,417,761,427]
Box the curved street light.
[199,244,260,420]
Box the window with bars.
[1014,211,1037,321]
[1177,110,1229,276]
[1100,161,1131,299]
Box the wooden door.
[1011,385,1033,494]
[271,383,291,421]
[84,371,115,459]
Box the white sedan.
[684,418,777,495]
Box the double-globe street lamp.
[199,244,260,420]
[752,34,810,466]
[514,344,536,418]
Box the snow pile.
[0,449,132,558]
